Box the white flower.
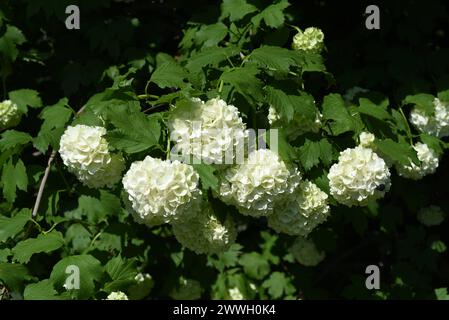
[106,291,128,300]
[268,105,280,125]
[0,100,21,129]
[359,131,375,148]
[170,277,202,300]
[59,125,124,188]
[168,98,247,164]
[396,142,439,180]
[417,205,445,226]
[409,98,449,138]
[268,180,330,236]
[228,287,244,300]
[172,202,237,255]
[292,27,324,53]
[79,153,125,188]
[122,156,202,226]
[290,237,325,266]
[128,273,154,300]
[328,146,391,207]
[218,149,301,217]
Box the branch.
[32,149,57,216]
[32,106,85,217]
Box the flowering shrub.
[1,0,449,301]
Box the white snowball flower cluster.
[228,287,245,300]
[172,202,237,255]
[122,156,202,226]
[328,146,391,207]
[268,180,330,236]
[409,98,449,138]
[219,148,301,217]
[106,291,128,300]
[292,27,324,53]
[290,237,325,266]
[417,205,445,226]
[170,277,203,300]
[267,105,280,125]
[358,131,375,148]
[128,273,154,300]
[0,100,21,129]
[396,142,439,180]
[168,98,247,164]
[59,125,125,188]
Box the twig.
[32,150,57,216]
[32,106,85,217]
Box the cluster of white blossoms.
[290,237,325,267]
[59,125,125,188]
[170,277,203,300]
[0,100,21,129]
[292,27,324,53]
[409,98,449,138]
[417,205,445,227]
[396,142,439,180]
[172,203,237,255]
[122,156,202,226]
[328,146,391,207]
[359,131,375,148]
[268,180,330,236]
[267,105,280,125]
[106,291,128,300]
[218,148,301,217]
[168,98,247,164]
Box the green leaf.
[374,138,420,166]
[0,25,26,62]
[221,0,257,22]
[195,23,228,47]
[1,159,28,203]
[8,89,42,113]
[404,93,435,115]
[298,139,321,171]
[12,230,65,264]
[322,93,357,135]
[103,256,137,293]
[192,163,219,192]
[251,0,290,29]
[239,252,270,280]
[266,86,293,121]
[431,240,447,253]
[0,263,31,292]
[186,45,239,72]
[262,271,293,299]
[358,98,392,121]
[420,134,444,156]
[0,130,32,151]
[150,55,189,89]
[220,65,264,103]
[435,288,449,300]
[437,89,449,103]
[33,98,72,152]
[65,224,91,252]
[24,279,60,300]
[50,255,103,299]
[106,109,161,154]
[249,46,297,72]
[0,208,30,243]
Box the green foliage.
[0,0,448,301]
